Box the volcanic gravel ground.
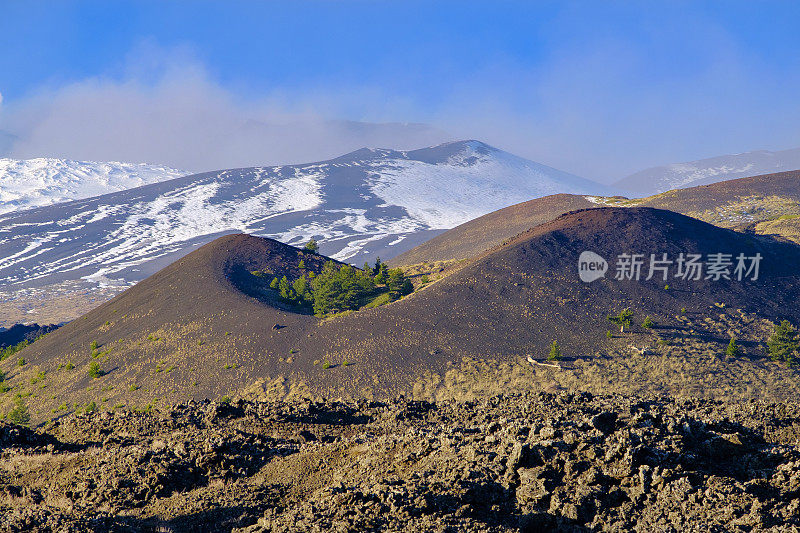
[1,391,799,532]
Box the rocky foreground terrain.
[2,391,799,532]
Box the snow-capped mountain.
[614,146,800,196]
[0,140,606,292]
[0,158,186,214]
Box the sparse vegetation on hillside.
[303,239,319,253]
[0,339,30,361]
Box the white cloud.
[1,44,450,172]
[3,30,800,183]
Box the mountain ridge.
[0,140,606,298]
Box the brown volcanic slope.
[389,193,597,265]
[392,170,800,267]
[634,169,800,227]
[5,207,800,419]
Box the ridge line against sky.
[1,1,799,182]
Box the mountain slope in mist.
[615,146,800,196]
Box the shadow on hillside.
[282,403,371,426]
[1,421,88,452]
[676,417,782,483]
[100,504,266,533]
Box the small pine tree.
[608,308,634,333]
[269,277,279,290]
[304,239,319,253]
[548,341,562,361]
[768,320,799,366]
[278,275,295,301]
[298,259,306,270]
[642,316,654,329]
[7,397,30,426]
[292,276,312,305]
[386,268,413,300]
[374,259,389,284]
[88,361,103,378]
[726,336,742,359]
[606,330,613,339]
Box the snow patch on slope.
[368,144,605,229]
[0,158,185,214]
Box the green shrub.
[304,239,319,253]
[548,341,562,361]
[17,358,25,367]
[80,401,97,415]
[30,370,46,385]
[608,308,634,332]
[0,382,11,393]
[606,330,613,339]
[65,362,74,370]
[768,320,799,366]
[726,337,742,358]
[642,316,654,329]
[420,274,430,284]
[88,361,103,378]
[90,340,98,351]
[219,395,232,405]
[681,307,687,315]
[6,397,30,426]
[322,359,331,369]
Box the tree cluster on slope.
[264,258,412,316]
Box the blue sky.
[2,1,800,180]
